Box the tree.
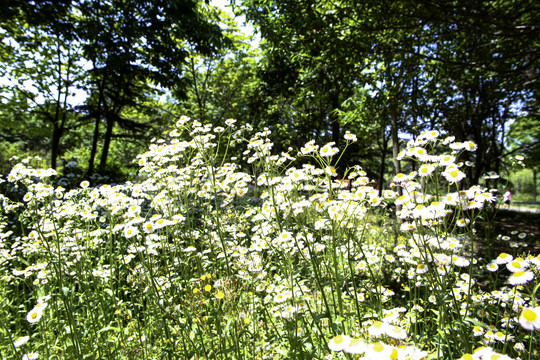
[1,0,229,176]
[236,0,377,170]
[508,116,540,203]
[237,0,537,183]
[76,0,229,176]
[0,3,84,169]
[177,10,261,126]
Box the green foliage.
[0,0,229,176]
[235,0,537,185]
[1,0,536,193]
[509,168,540,202]
[177,10,261,125]
[509,116,540,170]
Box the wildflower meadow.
[1,117,538,360]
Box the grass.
[508,202,540,210]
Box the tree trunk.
[386,58,403,193]
[98,117,115,173]
[87,115,101,177]
[50,125,62,170]
[533,168,537,204]
[391,111,402,189]
[330,94,340,147]
[378,135,389,196]
[87,60,109,177]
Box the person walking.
[503,189,512,208]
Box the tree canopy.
[235,0,538,183]
[1,0,229,177]
[0,0,538,187]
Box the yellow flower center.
[450,171,458,177]
[523,309,537,322]
[390,349,399,359]
[334,335,343,344]
[373,342,384,352]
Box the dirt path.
[497,205,540,214]
[494,209,540,235]
[482,209,540,254]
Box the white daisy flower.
[367,321,389,337]
[519,307,540,331]
[416,263,428,274]
[443,192,460,206]
[439,154,456,166]
[418,164,435,177]
[443,168,466,183]
[343,338,365,354]
[142,221,154,234]
[364,342,396,359]
[328,335,351,352]
[22,352,39,360]
[13,335,30,347]
[486,262,499,272]
[386,325,407,340]
[320,143,339,157]
[472,326,484,336]
[123,226,139,239]
[464,141,477,151]
[508,271,534,286]
[392,172,409,183]
[506,259,529,273]
[495,253,513,265]
[344,131,357,142]
[27,307,43,324]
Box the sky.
[211,0,259,45]
[212,0,250,31]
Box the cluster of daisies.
[1,119,537,360]
[327,334,426,359]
